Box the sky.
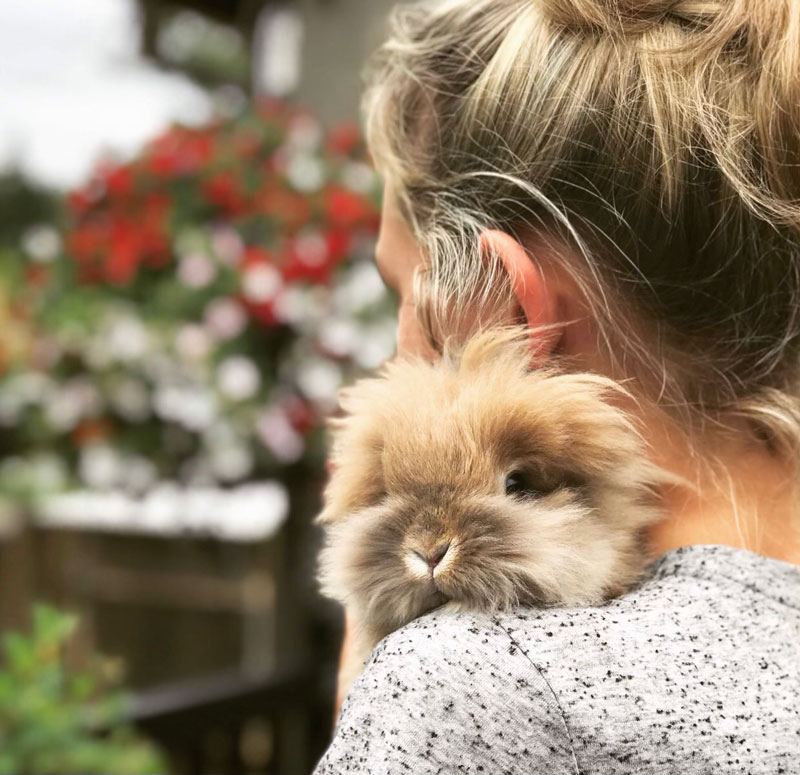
[0,0,212,189]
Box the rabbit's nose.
[425,541,451,571]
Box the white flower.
[217,355,261,401]
[178,388,218,431]
[0,372,54,425]
[5,372,52,403]
[273,285,327,330]
[333,260,388,314]
[177,252,217,288]
[209,444,253,482]
[45,394,82,432]
[154,384,217,431]
[107,315,150,362]
[354,320,398,369]
[341,161,377,194]
[257,406,304,463]
[287,114,323,151]
[242,263,282,303]
[296,357,342,408]
[124,456,158,494]
[174,324,211,361]
[21,224,61,263]
[32,454,68,492]
[45,377,103,431]
[204,297,247,341]
[293,230,328,267]
[317,317,359,357]
[286,153,324,193]
[79,444,122,490]
[109,377,150,422]
[211,225,244,266]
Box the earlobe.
[480,229,561,364]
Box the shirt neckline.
[646,543,800,611]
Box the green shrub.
[0,604,168,775]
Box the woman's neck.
[643,412,800,566]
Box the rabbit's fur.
[317,327,667,692]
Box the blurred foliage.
[156,10,250,89]
[0,99,393,510]
[0,604,167,774]
[0,172,60,250]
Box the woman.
[315,1,800,772]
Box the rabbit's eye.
[505,470,546,498]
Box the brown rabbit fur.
[317,327,667,692]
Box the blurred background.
[0,1,400,773]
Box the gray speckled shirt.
[314,545,800,774]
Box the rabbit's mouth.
[416,583,449,614]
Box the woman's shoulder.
[314,546,800,774]
[315,608,580,775]
[490,544,800,689]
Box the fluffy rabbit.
[317,327,667,692]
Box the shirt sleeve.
[312,609,578,775]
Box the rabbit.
[316,326,669,693]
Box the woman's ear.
[480,229,561,364]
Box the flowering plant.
[0,101,393,510]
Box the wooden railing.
[130,660,335,775]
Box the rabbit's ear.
[316,424,385,526]
[315,372,392,526]
[315,471,384,525]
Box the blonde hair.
[363,0,800,454]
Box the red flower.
[327,122,362,156]
[182,132,216,171]
[140,191,170,224]
[246,300,279,326]
[146,128,215,179]
[67,188,94,217]
[284,393,316,434]
[325,228,351,265]
[241,245,274,268]
[323,186,378,229]
[253,185,312,232]
[103,164,135,198]
[281,236,332,285]
[203,171,247,215]
[140,226,170,268]
[105,220,141,285]
[67,222,105,262]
